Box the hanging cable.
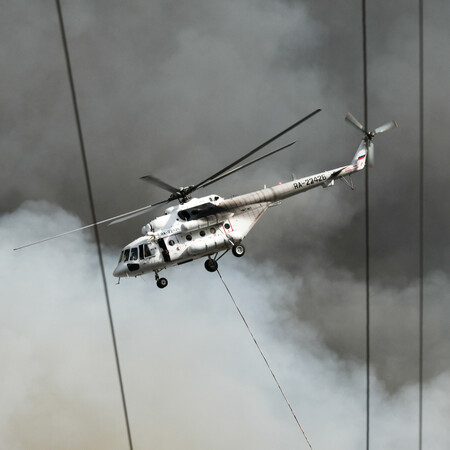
[54,2,134,449]
[217,269,313,449]
[360,0,370,448]
[418,0,424,448]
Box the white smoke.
[1,202,449,449]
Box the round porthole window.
[210,227,216,234]
[200,230,206,237]
[169,240,175,246]
[186,234,192,241]
[224,223,230,230]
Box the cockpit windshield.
[130,248,138,261]
[121,244,155,263]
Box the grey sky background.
[1,0,449,448]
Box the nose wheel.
[232,244,245,257]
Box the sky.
[1,0,449,448]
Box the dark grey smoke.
[2,0,448,276]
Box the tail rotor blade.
[345,112,366,134]
[374,121,398,135]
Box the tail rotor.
[373,121,398,136]
[345,113,397,167]
[345,112,366,134]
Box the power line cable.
[217,269,313,449]
[54,2,134,448]
[418,0,424,448]
[360,0,370,448]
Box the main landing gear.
[157,278,168,288]
[204,258,218,272]
[154,271,168,289]
[204,243,246,273]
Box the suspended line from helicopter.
[217,269,314,449]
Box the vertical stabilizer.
[351,140,371,171]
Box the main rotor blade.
[140,174,179,194]
[108,199,168,225]
[374,121,398,135]
[200,141,297,190]
[13,200,166,251]
[193,108,321,191]
[345,112,366,134]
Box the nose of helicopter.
[113,263,127,278]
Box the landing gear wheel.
[204,259,218,272]
[156,277,168,289]
[232,244,245,257]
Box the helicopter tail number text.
[293,174,328,190]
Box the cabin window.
[168,240,175,246]
[123,249,130,262]
[200,230,206,237]
[130,248,138,261]
[210,227,216,234]
[224,223,230,230]
[186,234,192,241]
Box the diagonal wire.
[55,2,134,449]
[418,0,424,448]
[361,0,370,448]
[217,269,313,449]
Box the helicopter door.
[157,238,171,262]
[139,243,154,260]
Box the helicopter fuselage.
[113,145,367,281]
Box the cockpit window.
[144,244,151,258]
[123,249,130,262]
[130,248,138,261]
[118,251,124,263]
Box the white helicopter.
[15,110,396,288]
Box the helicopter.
[14,109,396,288]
